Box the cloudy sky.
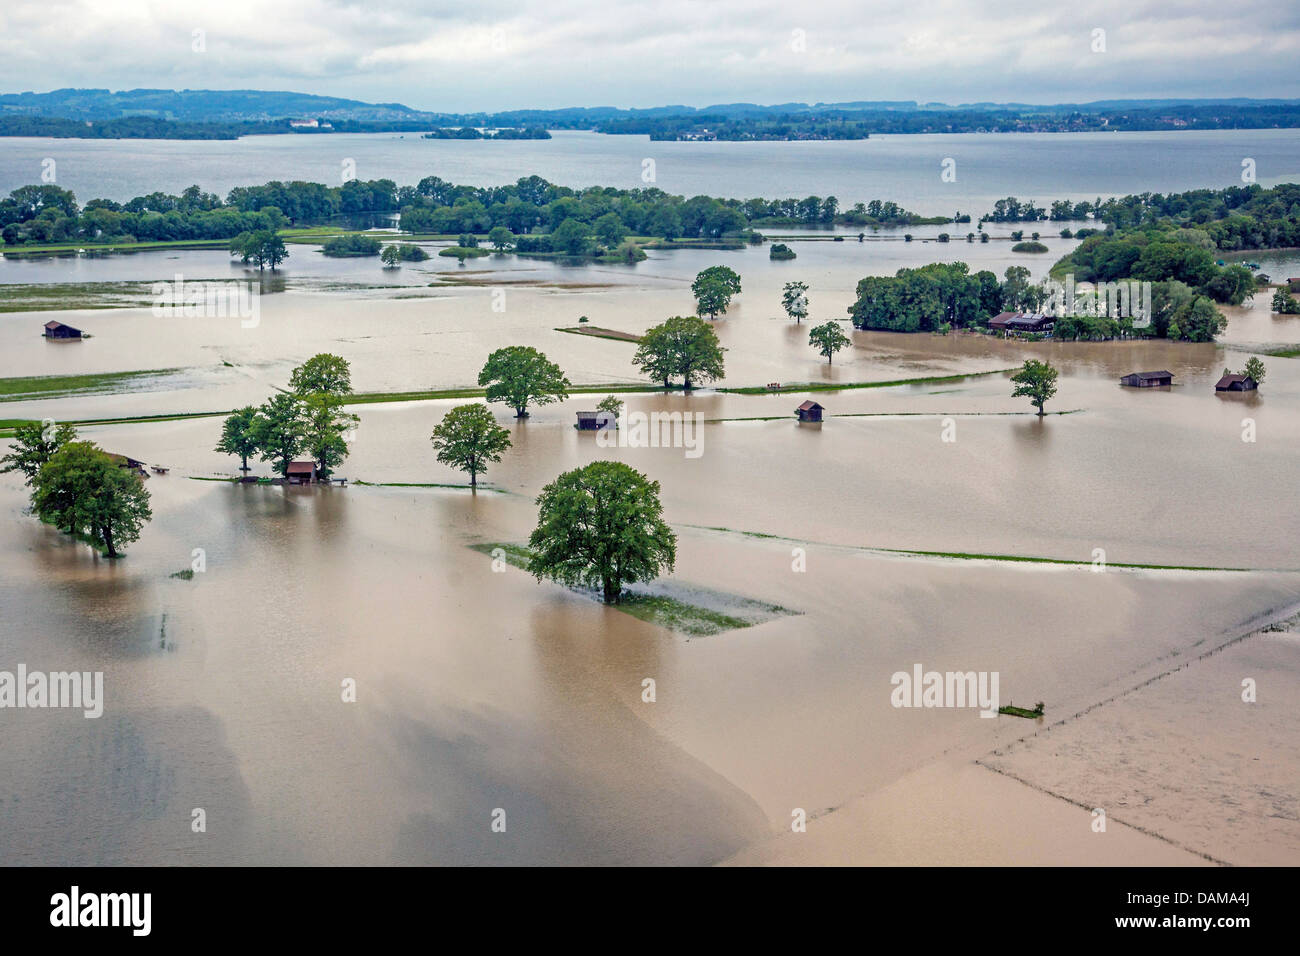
[3,0,1299,111]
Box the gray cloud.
[2,0,1298,109]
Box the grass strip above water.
[0,368,184,402]
[354,480,507,493]
[717,369,1016,395]
[555,326,645,343]
[705,409,1084,423]
[468,541,797,636]
[346,383,662,404]
[998,704,1045,719]
[687,524,1273,573]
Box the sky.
[2,0,1299,112]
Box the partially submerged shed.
[795,400,824,423]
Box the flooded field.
[2,232,1299,865]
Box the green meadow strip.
[0,368,183,402]
[466,541,796,636]
[686,525,1272,573]
[705,409,1084,423]
[717,368,1016,395]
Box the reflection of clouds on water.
[0,707,254,865]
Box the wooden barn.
[1215,374,1258,392]
[576,411,616,430]
[795,400,824,423]
[1287,277,1300,293]
[286,461,317,484]
[43,320,83,340]
[1120,370,1173,388]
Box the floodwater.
[3,150,1300,864]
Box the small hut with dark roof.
[795,400,824,423]
[286,461,317,484]
[43,320,83,340]
[1215,374,1258,392]
[1120,370,1173,388]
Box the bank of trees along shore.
[5,180,1299,264]
[848,259,1239,343]
[216,353,359,479]
[0,175,940,249]
[1,422,152,558]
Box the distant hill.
[4,89,1300,139]
[0,88,428,123]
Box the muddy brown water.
[2,240,1299,864]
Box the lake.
[3,128,1300,215]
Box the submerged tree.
[430,403,513,490]
[32,441,151,557]
[302,394,359,481]
[215,406,262,472]
[781,281,809,323]
[692,265,741,318]
[229,229,287,271]
[632,315,725,390]
[290,353,353,397]
[1010,359,1059,416]
[527,461,677,604]
[254,393,307,477]
[808,321,851,364]
[291,353,357,478]
[1,419,78,486]
[478,346,571,418]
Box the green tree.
[1243,356,1267,385]
[527,461,677,604]
[692,266,741,317]
[32,442,151,556]
[781,281,809,322]
[302,394,358,480]
[594,212,628,248]
[693,279,731,319]
[809,321,851,364]
[290,353,352,397]
[632,315,726,390]
[254,393,307,477]
[1010,359,1059,416]
[1271,287,1300,314]
[487,226,514,251]
[381,244,401,267]
[230,229,287,271]
[214,406,262,472]
[1000,265,1035,311]
[430,403,512,489]
[550,218,592,256]
[478,346,571,418]
[649,205,682,240]
[1,419,78,486]
[261,231,288,270]
[1183,298,1228,343]
[75,457,152,558]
